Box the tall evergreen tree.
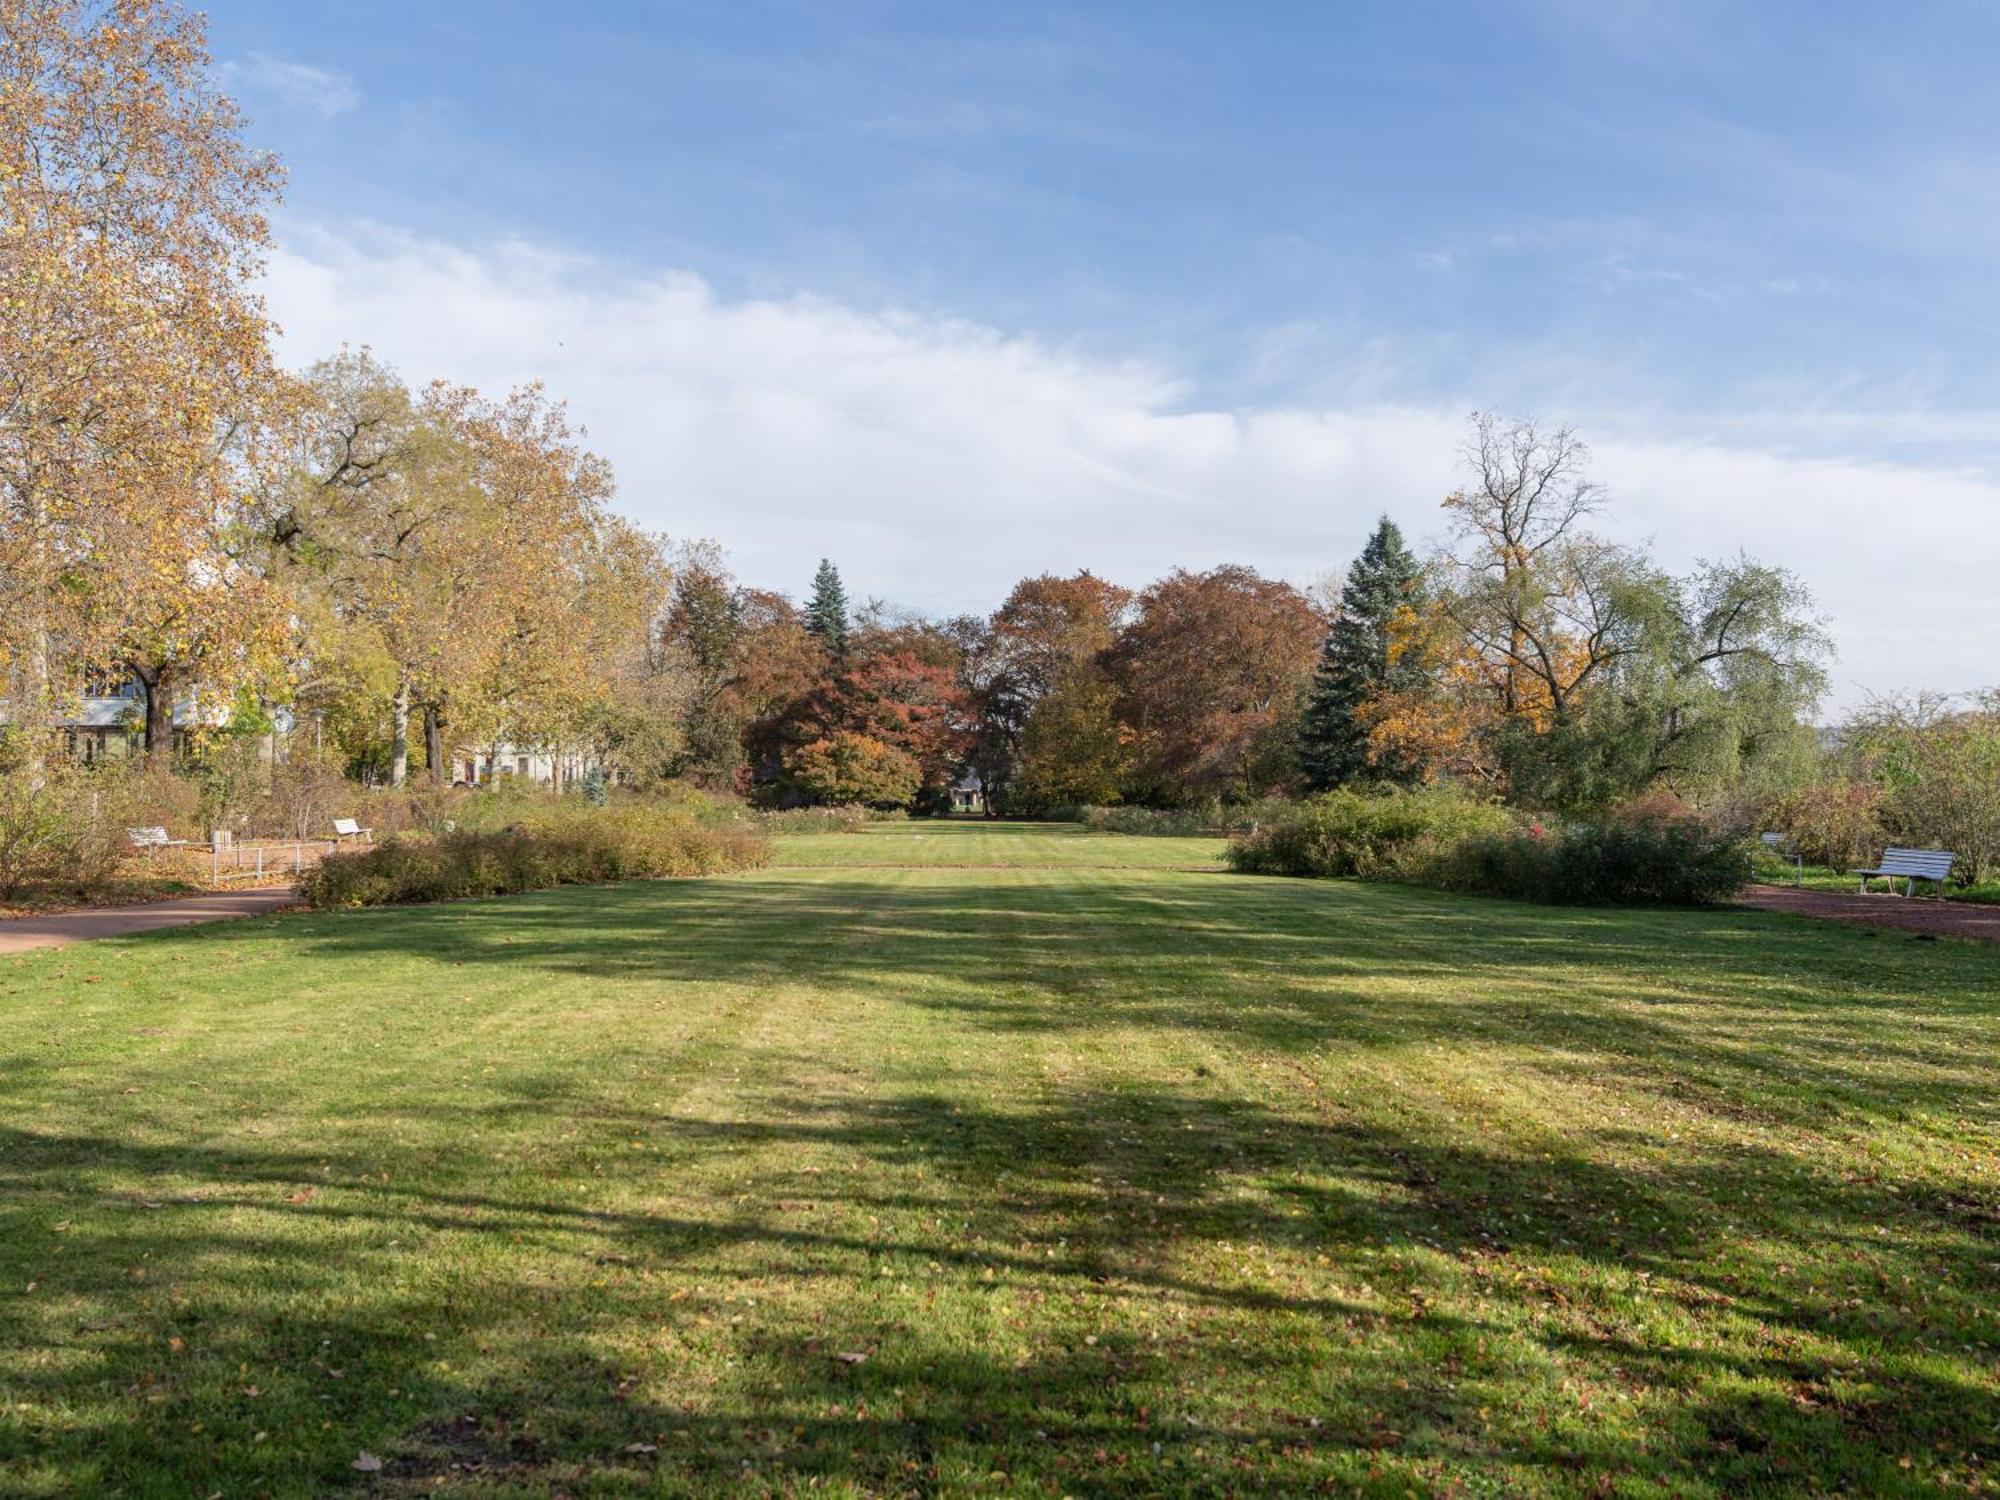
[804,558,850,657]
[1297,516,1427,790]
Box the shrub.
[365,784,479,837]
[761,804,870,835]
[119,759,205,840]
[786,733,920,810]
[0,766,91,899]
[252,744,354,840]
[0,763,132,897]
[1227,786,1515,879]
[1877,724,2000,884]
[1074,805,1212,837]
[1436,818,1751,906]
[299,799,768,908]
[1054,797,1291,837]
[1765,780,1884,872]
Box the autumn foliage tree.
[1359,417,1828,811]
[267,354,660,786]
[1107,566,1324,805]
[0,0,288,754]
[787,731,919,809]
[1010,663,1129,812]
[966,572,1130,809]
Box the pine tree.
[1297,517,1427,790]
[804,558,850,657]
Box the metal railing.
[209,837,337,884]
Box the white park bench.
[1856,847,1955,898]
[331,817,374,844]
[126,825,198,851]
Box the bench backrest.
[1876,847,1955,879]
[333,817,361,835]
[127,825,170,846]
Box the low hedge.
[1056,799,1293,837]
[300,801,767,909]
[1228,786,1751,906]
[1226,786,1515,879]
[1435,819,1752,906]
[1067,805,1214,837]
[759,805,871,835]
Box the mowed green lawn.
[1,823,1995,1497]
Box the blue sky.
[206,1,2000,707]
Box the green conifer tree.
[804,558,850,657]
[1297,517,1427,790]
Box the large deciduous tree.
[270,355,644,786]
[0,0,287,754]
[1107,565,1324,805]
[1367,416,1829,809]
[970,571,1131,810]
[787,731,919,809]
[1010,664,1130,812]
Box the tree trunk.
[389,677,411,788]
[133,662,175,762]
[21,485,52,784]
[424,701,447,786]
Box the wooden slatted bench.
[1856,847,1955,897]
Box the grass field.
[2,821,1996,1496]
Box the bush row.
[758,804,872,835]
[299,799,767,908]
[1226,786,1516,880]
[1434,820,1752,905]
[1054,798,1295,837]
[1227,786,1751,906]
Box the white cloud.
[221,55,359,122]
[261,222,2000,714]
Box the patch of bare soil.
[1737,884,2000,943]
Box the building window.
[81,668,137,698]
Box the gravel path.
[1737,884,2000,943]
[0,888,300,954]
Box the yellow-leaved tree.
[0,0,287,757]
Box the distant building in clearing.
[452,745,603,789]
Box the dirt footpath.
[1737,884,2000,943]
[0,888,300,954]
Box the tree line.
[634,414,1831,821]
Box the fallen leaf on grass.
[834,1352,868,1366]
[624,1442,658,1454]
[286,1188,315,1205]
[351,1451,383,1472]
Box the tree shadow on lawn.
[3,1071,1994,1495]
[262,872,2000,1130]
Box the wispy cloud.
[221,54,359,122]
